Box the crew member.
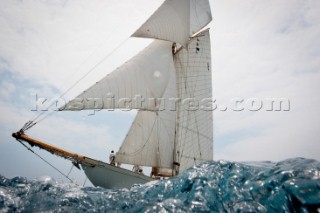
[109,150,115,166]
[132,165,143,174]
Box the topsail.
[132,0,212,46]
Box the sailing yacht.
[12,0,213,189]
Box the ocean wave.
[1,158,319,212]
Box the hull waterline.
[81,159,153,189]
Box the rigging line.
[83,177,88,187]
[57,25,122,93]
[179,155,209,161]
[192,0,201,32]
[193,110,202,159]
[157,115,161,166]
[178,47,192,158]
[28,37,130,126]
[121,113,158,156]
[157,112,174,140]
[176,124,212,140]
[21,120,41,132]
[66,164,74,177]
[16,139,77,185]
[178,42,209,159]
[190,115,197,162]
[30,110,57,126]
[175,59,185,152]
[178,111,192,162]
[28,24,122,124]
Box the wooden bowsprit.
[12,131,98,168]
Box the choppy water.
[1,158,319,212]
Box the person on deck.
[132,165,143,174]
[109,150,115,166]
[150,167,159,178]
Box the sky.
[0,0,319,186]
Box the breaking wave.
[1,158,319,212]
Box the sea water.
[0,158,319,212]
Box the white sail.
[62,40,174,111]
[190,0,212,35]
[116,30,213,172]
[115,110,176,168]
[174,30,213,172]
[116,63,177,169]
[132,0,212,46]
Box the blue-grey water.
[1,158,319,212]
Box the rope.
[121,113,158,156]
[17,139,77,185]
[66,164,74,177]
[25,37,130,130]
[83,177,88,187]
[57,25,122,94]
[174,34,212,164]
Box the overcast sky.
[0,0,319,186]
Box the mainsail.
[174,30,213,172]
[62,0,213,175]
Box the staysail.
[115,110,176,168]
[116,60,177,169]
